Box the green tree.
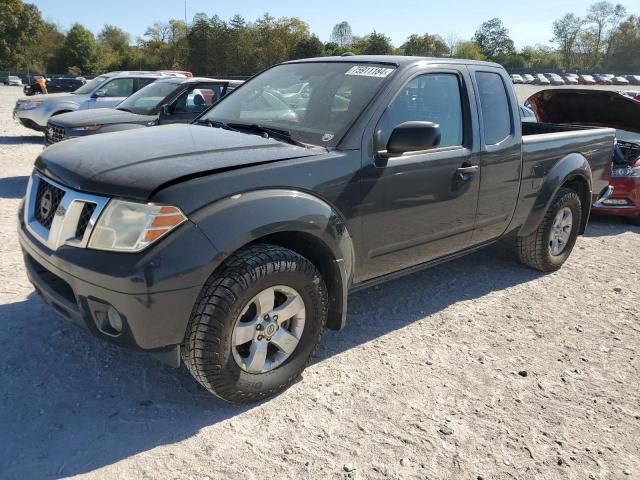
[400,33,448,57]
[330,21,353,47]
[292,35,324,59]
[552,13,584,70]
[0,0,46,70]
[352,31,393,55]
[519,45,561,69]
[61,23,97,74]
[585,1,627,67]
[473,18,516,64]
[607,15,640,71]
[452,41,485,60]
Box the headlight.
[88,200,187,252]
[612,160,640,178]
[71,125,101,132]
[16,100,42,110]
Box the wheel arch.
[191,189,355,331]
[518,153,592,237]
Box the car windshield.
[201,62,396,148]
[73,75,109,95]
[117,81,180,115]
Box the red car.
[527,89,640,225]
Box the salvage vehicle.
[13,71,177,132]
[510,74,524,84]
[579,74,597,85]
[527,88,640,225]
[625,75,640,86]
[44,77,243,145]
[622,91,640,101]
[533,74,551,85]
[19,56,615,403]
[6,75,23,86]
[24,77,86,96]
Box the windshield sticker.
[345,66,394,78]
[322,133,334,142]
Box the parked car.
[526,88,640,225]
[523,74,535,84]
[534,74,551,85]
[45,77,243,145]
[625,75,640,85]
[6,75,23,86]
[13,71,176,132]
[510,74,524,84]
[622,91,640,101]
[19,56,615,402]
[24,77,86,96]
[612,76,630,85]
[595,75,613,85]
[545,73,566,85]
[563,75,579,85]
[579,74,597,85]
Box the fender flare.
[190,189,355,329]
[518,153,592,237]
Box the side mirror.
[159,104,171,116]
[93,89,106,98]
[384,121,441,156]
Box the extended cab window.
[101,78,134,97]
[475,72,513,145]
[380,73,464,148]
[174,86,222,113]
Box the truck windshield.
[117,81,180,115]
[73,75,109,95]
[201,62,397,148]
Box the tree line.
[1,0,638,76]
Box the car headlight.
[16,100,42,110]
[612,160,640,178]
[88,200,187,252]
[71,125,101,132]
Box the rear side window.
[475,72,513,145]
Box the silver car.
[13,71,175,132]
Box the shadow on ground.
[0,175,29,199]
[584,215,640,237]
[0,134,43,145]
[0,223,633,478]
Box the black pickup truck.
[19,56,615,403]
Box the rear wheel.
[517,188,582,272]
[182,244,328,403]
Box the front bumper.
[592,177,640,217]
[13,107,47,131]
[18,213,220,364]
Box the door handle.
[457,165,479,174]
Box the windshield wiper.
[225,122,309,148]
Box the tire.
[517,188,582,272]
[625,216,640,226]
[182,244,328,403]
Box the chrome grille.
[24,174,109,251]
[34,179,64,228]
[46,123,65,144]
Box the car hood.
[35,124,321,200]
[19,92,80,104]
[49,108,152,128]
[526,89,640,134]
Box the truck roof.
[283,55,503,69]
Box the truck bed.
[510,122,616,231]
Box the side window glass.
[101,78,134,97]
[174,86,221,114]
[380,73,464,148]
[134,78,156,92]
[475,72,513,145]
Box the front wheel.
[182,244,328,403]
[517,188,582,272]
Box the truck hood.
[526,89,640,134]
[50,108,152,128]
[35,124,321,200]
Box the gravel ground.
[0,84,639,480]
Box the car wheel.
[517,188,582,272]
[182,244,328,403]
